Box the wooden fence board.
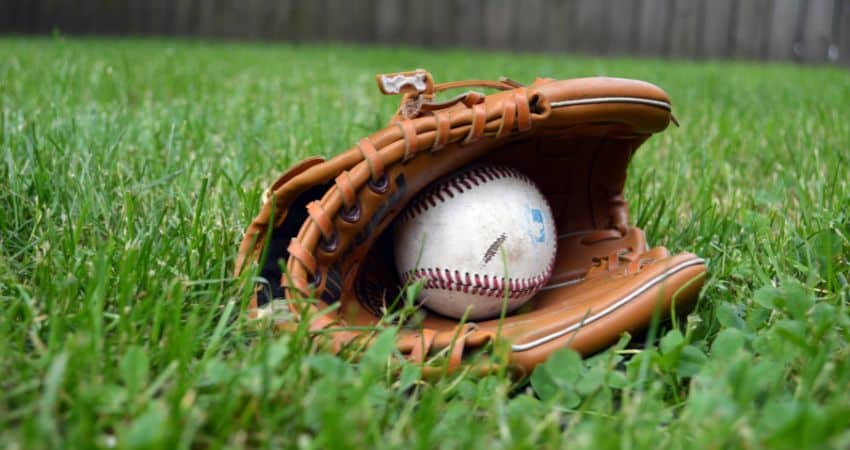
[700,0,735,59]
[561,0,582,54]
[454,0,484,48]
[637,0,671,56]
[325,0,350,42]
[134,0,154,35]
[403,0,430,46]
[197,0,216,37]
[829,0,845,62]
[54,0,72,33]
[26,0,47,33]
[516,0,546,51]
[211,0,231,37]
[65,0,87,34]
[1,1,14,31]
[174,0,196,36]
[799,0,836,63]
[75,0,95,34]
[17,0,36,32]
[144,0,157,35]
[255,0,276,39]
[119,0,137,35]
[428,0,454,48]
[233,0,266,39]
[294,0,326,42]
[67,0,86,34]
[573,0,610,54]
[151,0,175,35]
[217,0,237,38]
[543,0,575,53]
[669,0,702,58]
[766,0,802,60]
[375,0,404,43]
[484,0,515,50]
[51,0,71,33]
[733,0,772,59]
[85,0,101,34]
[359,0,378,43]
[266,0,294,41]
[629,0,646,55]
[841,0,850,64]
[608,0,638,56]
[103,0,127,35]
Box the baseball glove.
[235,69,707,376]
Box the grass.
[1,36,849,449]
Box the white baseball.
[392,165,556,320]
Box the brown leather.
[235,70,707,376]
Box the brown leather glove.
[235,69,707,377]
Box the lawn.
[1,37,849,449]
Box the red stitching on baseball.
[399,264,553,299]
[395,165,537,226]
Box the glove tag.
[377,69,434,96]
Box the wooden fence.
[3,0,849,65]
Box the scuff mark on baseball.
[482,232,508,265]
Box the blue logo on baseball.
[529,208,545,243]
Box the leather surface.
[235,69,707,375]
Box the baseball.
[392,165,556,320]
